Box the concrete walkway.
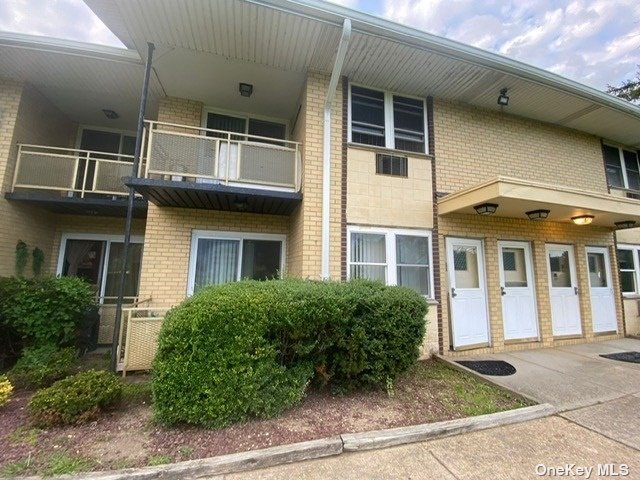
[216,339,640,479]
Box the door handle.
[574,286,579,295]
[451,287,457,298]
[501,286,506,296]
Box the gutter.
[321,18,351,279]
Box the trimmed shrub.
[8,345,76,389]
[28,370,122,427]
[0,276,95,349]
[152,278,427,427]
[0,375,13,406]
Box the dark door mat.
[599,351,640,363]
[456,360,516,376]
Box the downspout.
[321,18,351,279]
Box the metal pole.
[111,42,155,372]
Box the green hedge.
[8,345,76,389]
[28,370,122,427]
[0,276,95,350]
[152,279,427,427]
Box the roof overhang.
[84,0,640,147]
[438,177,640,229]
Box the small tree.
[32,248,45,277]
[15,241,28,277]
[607,66,640,103]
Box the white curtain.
[194,239,239,292]
[350,233,386,282]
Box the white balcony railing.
[11,144,140,198]
[144,120,302,191]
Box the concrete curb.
[341,403,556,451]
[8,403,556,480]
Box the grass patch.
[178,446,193,459]
[7,426,40,446]
[147,454,172,466]
[42,452,93,477]
[398,359,532,416]
[1,457,32,476]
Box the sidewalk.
[222,413,640,479]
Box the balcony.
[6,144,147,217]
[125,121,303,215]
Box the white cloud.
[0,0,123,47]
[383,0,640,90]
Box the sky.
[0,0,639,91]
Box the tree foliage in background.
[607,65,640,103]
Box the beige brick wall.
[287,73,343,279]
[138,205,289,305]
[438,214,623,355]
[157,96,203,127]
[0,80,77,276]
[346,147,433,229]
[433,99,607,194]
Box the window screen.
[624,150,640,191]
[393,95,425,153]
[351,86,385,147]
[604,145,624,188]
[376,154,408,177]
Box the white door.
[447,238,490,348]
[546,244,582,336]
[586,247,617,333]
[498,241,538,340]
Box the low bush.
[28,370,122,427]
[0,276,95,349]
[152,278,427,427]
[0,375,13,406]
[8,345,76,389]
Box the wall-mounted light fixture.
[497,88,509,106]
[526,209,550,220]
[615,220,636,229]
[473,203,498,215]
[102,109,119,119]
[233,196,248,211]
[239,83,254,97]
[572,215,594,226]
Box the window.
[79,128,136,157]
[205,112,286,142]
[348,227,432,297]
[188,231,285,294]
[604,145,640,191]
[376,154,408,177]
[349,85,427,153]
[617,247,639,294]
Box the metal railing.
[11,144,142,198]
[144,120,302,191]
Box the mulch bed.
[456,360,517,376]
[600,351,640,364]
[0,359,530,475]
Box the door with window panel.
[587,247,617,333]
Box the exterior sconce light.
[572,215,594,226]
[239,83,254,97]
[497,88,509,106]
[474,203,498,215]
[526,209,550,220]
[102,109,119,119]
[615,220,636,229]
[233,196,248,211]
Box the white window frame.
[347,83,429,154]
[200,107,290,140]
[75,126,138,155]
[346,225,434,299]
[56,233,144,300]
[604,143,640,190]
[617,244,640,296]
[187,230,287,295]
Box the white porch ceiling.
[0,33,162,131]
[86,0,640,148]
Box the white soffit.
[0,33,162,130]
[85,0,640,147]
